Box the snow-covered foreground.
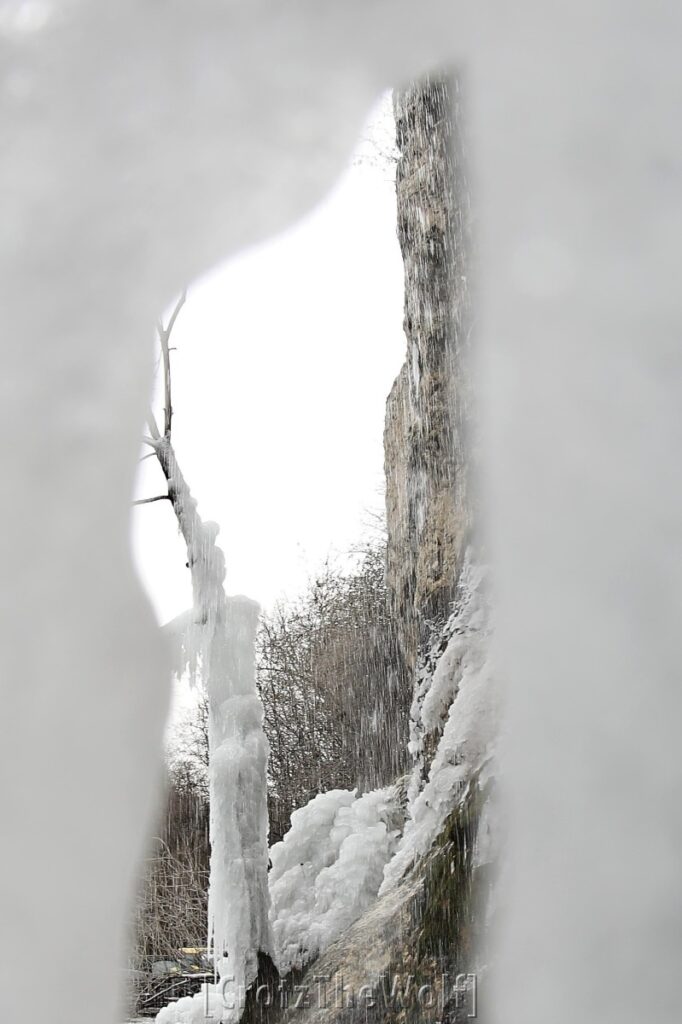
[155,559,495,1023]
[154,786,404,1023]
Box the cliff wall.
[384,75,472,679]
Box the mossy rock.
[415,772,492,966]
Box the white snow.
[419,565,488,736]
[155,986,222,1024]
[269,786,404,973]
[381,559,497,892]
[153,786,403,1021]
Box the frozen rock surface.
[381,558,496,894]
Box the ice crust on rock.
[381,560,497,892]
[269,786,404,973]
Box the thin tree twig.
[133,494,171,506]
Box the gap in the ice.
[130,90,402,720]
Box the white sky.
[131,94,404,626]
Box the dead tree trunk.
[140,294,277,1021]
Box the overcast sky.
[131,94,404,626]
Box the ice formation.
[206,597,272,1005]
[157,440,272,1020]
[381,559,497,892]
[269,786,404,973]
[154,786,404,1022]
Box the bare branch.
[160,338,172,438]
[138,451,156,462]
[158,290,187,437]
[133,494,170,506]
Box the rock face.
[384,75,471,679]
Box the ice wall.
[2,3,681,1024]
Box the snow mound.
[154,786,404,1019]
[269,785,404,973]
[155,987,220,1024]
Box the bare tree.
[167,690,210,799]
[132,781,210,959]
[258,540,410,842]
